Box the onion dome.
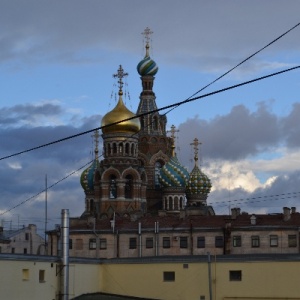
[101,65,141,135]
[186,165,211,196]
[80,130,101,193]
[137,43,158,76]
[158,133,189,188]
[186,138,211,198]
[80,158,100,193]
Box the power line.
[1,65,299,162]
[0,159,93,216]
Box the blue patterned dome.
[137,44,158,76]
[158,156,189,188]
[186,165,211,196]
[80,159,100,193]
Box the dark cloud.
[281,102,300,148]
[1,1,300,72]
[0,103,63,126]
[178,102,280,162]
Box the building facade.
[0,224,45,255]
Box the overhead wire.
[1,22,300,217]
[1,65,299,162]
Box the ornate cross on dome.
[113,65,128,94]
[92,129,100,159]
[190,138,202,166]
[168,125,179,157]
[142,27,153,44]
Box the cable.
[1,65,299,162]
[211,191,300,208]
[0,159,93,216]
[1,66,300,217]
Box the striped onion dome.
[137,43,158,76]
[158,155,189,188]
[80,159,100,193]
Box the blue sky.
[1,0,300,231]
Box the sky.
[1,0,300,233]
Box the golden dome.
[101,92,141,134]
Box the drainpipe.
[138,222,142,257]
[207,252,213,300]
[61,209,69,300]
[93,218,99,259]
[155,222,159,256]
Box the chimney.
[283,207,291,221]
[291,207,296,214]
[231,208,241,219]
[250,214,256,225]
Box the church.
[47,29,300,259]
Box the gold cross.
[113,65,128,93]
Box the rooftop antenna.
[45,174,48,251]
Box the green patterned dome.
[158,156,189,188]
[80,159,100,193]
[186,165,211,196]
[137,43,158,76]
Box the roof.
[65,212,300,234]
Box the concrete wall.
[100,256,300,300]
[1,254,300,300]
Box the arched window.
[113,143,117,154]
[155,161,163,189]
[125,175,133,199]
[90,199,94,212]
[109,175,117,199]
[125,143,129,155]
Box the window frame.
[100,238,107,250]
[288,234,297,247]
[89,238,97,250]
[215,236,224,248]
[163,237,171,249]
[129,237,137,249]
[251,235,260,248]
[163,271,175,282]
[270,235,278,247]
[229,270,242,281]
[197,236,205,248]
[146,237,154,249]
[180,236,188,249]
[232,235,242,247]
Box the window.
[180,236,188,248]
[233,235,241,247]
[215,236,223,248]
[89,238,97,250]
[69,239,73,250]
[129,238,137,249]
[197,236,205,248]
[24,248,27,254]
[183,263,189,269]
[163,237,170,248]
[288,235,297,247]
[163,271,175,282]
[251,236,260,247]
[11,248,15,254]
[270,235,278,247]
[22,269,29,281]
[75,239,83,250]
[229,270,242,281]
[155,161,163,189]
[109,175,117,199]
[25,233,29,241]
[100,239,107,250]
[146,237,153,249]
[125,175,133,199]
[39,270,45,283]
